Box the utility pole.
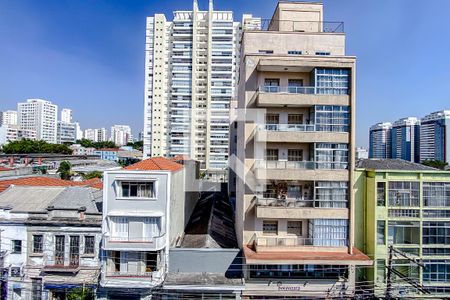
[385,245,430,299]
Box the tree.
[1,139,72,154]
[57,160,72,180]
[67,287,94,300]
[81,171,103,180]
[76,139,117,149]
[422,160,448,170]
[126,140,143,151]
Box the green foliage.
[126,140,143,151]
[67,287,94,300]
[1,139,72,154]
[76,139,117,149]
[57,160,72,180]
[422,160,448,170]
[82,171,103,180]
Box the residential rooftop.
[124,156,183,172]
[0,176,103,193]
[180,192,238,249]
[356,159,439,171]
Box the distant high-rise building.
[57,121,76,144]
[420,110,450,164]
[61,108,73,123]
[75,122,83,140]
[110,125,131,146]
[0,110,18,126]
[84,128,107,143]
[0,125,36,145]
[143,0,240,180]
[355,147,369,160]
[390,117,420,162]
[17,99,58,143]
[369,122,392,159]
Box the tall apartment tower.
[17,99,58,143]
[233,2,370,298]
[420,110,450,164]
[390,117,420,162]
[143,0,240,180]
[110,125,131,146]
[369,122,392,159]
[60,108,73,123]
[0,110,18,126]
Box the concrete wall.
[168,248,241,275]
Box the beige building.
[232,2,371,298]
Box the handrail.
[246,19,344,33]
[253,160,348,170]
[260,123,315,132]
[255,235,348,247]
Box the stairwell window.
[120,181,155,198]
[288,50,302,55]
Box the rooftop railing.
[255,235,348,247]
[260,123,315,132]
[258,85,349,95]
[248,19,344,33]
[253,160,348,170]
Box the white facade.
[60,108,73,123]
[70,144,96,156]
[17,99,58,143]
[0,125,36,145]
[110,125,131,146]
[1,110,18,126]
[355,147,369,160]
[84,128,107,143]
[75,122,83,140]
[143,0,240,179]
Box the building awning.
[244,245,372,266]
[44,283,96,290]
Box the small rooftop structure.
[124,156,183,172]
[356,159,438,171]
[180,192,237,248]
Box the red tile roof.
[0,177,103,193]
[124,157,183,172]
[170,155,191,162]
[244,245,372,266]
[0,167,12,172]
[96,148,120,151]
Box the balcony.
[255,197,349,219]
[254,235,347,253]
[256,124,349,144]
[247,19,344,33]
[102,269,164,289]
[103,234,166,251]
[254,85,350,107]
[252,160,349,181]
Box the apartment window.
[112,251,120,272]
[288,79,304,93]
[263,78,279,92]
[69,236,80,266]
[423,222,450,244]
[315,51,331,56]
[423,182,450,207]
[313,105,350,132]
[288,149,303,161]
[265,149,279,161]
[55,236,65,265]
[315,143,348,169]
[423,260,450,282]
[314,68,349,95]
[11,240,22,254]
[288,50,302,55]
[265,114,279,130]
[258,50,273,54]
[145,252,157,272]
[377,182,386,206]
[287,221,302,236]
[120,181,155,198]
[377,221,385,245]
[388,221,420,245]
[314,181,348,208]
[84,236,95,254]
[33,235,43,254]
[309,219,348,246]
[388,182,419,207]
[288,114,303,125]
[263,220,278,234]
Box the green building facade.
[354,159,450,297]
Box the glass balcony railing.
[253,160,348,170]
[260,124,315,132]
[259,85,349,95]
[255,236,348,247]
[255,196,348,209]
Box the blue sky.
[1,0,450,147]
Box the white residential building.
[60,108,73,123]
[1,110,18,126]
[17,99,58,143]
[75,122,83,140]
[355,147,369,160]
[110,125,131,146]
[143,0,240,180]
[56,121,76,144]
[70,144,96,156]
[99,157,198,299]
[84,128,107,143]
[0,125,36,145]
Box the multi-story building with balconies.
[232,1,371,298]
[143,0,241,181]
[99,157,198,300]
[355,159,450,298]
[370,122,393,159]
[17,99,58,144]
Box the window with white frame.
[120,181,155,198]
